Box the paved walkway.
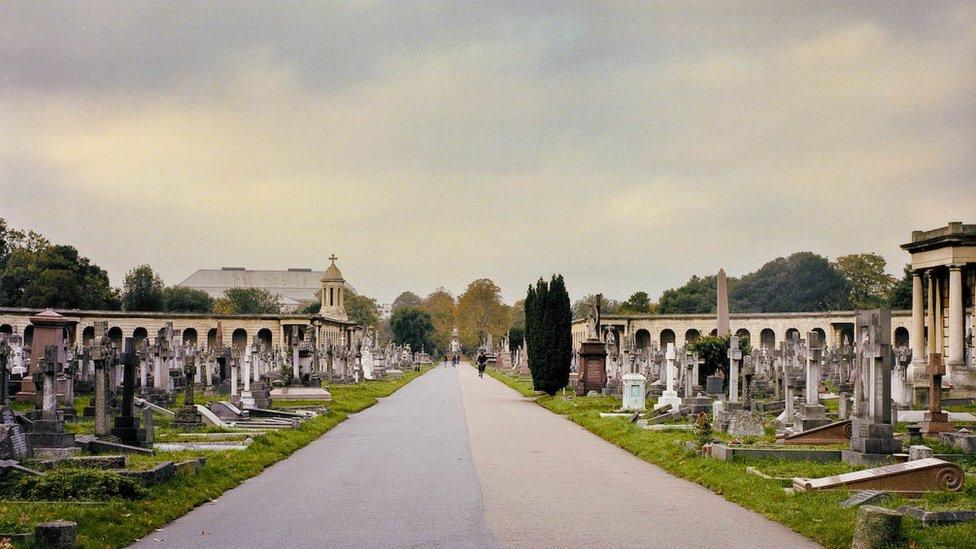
[132,366,494,548]
[458,364,818,548]
[134,364,819,548]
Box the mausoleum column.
[926,270,937,355]
[909,270,927,382]
[948,264,965,367]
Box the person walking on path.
[477,351,487,378]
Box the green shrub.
[19,468,144,500]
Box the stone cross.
[0,334,10,405]
[230,350,240,400]
[183,351,196,406]
[153,336,167,391]
[728,335,741,404]
[806,331,823,406]
[742,354,755,405]
[39,345,59,421]
[854,310,892,424]
[291,326,301,383]
[664,343,676,393]
[921,353,954,433]
[90,321,111,437]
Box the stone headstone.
[841,490,888,509]
[852,506,901,549]
[705,375,723,395]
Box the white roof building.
[178,267,356,312]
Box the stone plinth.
[26,418,74,451]
[111,416,146,447]
[172,406,203,428]
[792,403,832,432]
[845,419,902,465]
[269,386,332,401]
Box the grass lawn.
[0,367,431,548]
[485,366,976,549]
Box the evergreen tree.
[122,265,165,311]
[539,274,572,395]
[524,282,539,389]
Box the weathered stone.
[34,520,77,549]
[727,410,764,437]
[841,490,888,509]
[780,420,852,446]
[938,431,976,454]
[908,445,933,461]
[793,458,965,495]
[852,506,901,549]
[895,506,976,526]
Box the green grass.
[484,366,976,548]
[0,367,431,548]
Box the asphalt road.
[133,364,819,548]
[458,364,819,549]
[132,365,495,549]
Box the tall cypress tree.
[540,274,572,395]
[524,284,538,388]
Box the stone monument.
[843,309,902,465]
[576,294,608,396]
[920,353,954,434]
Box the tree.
[888,264,914,310]
[689,334,751,387]
[524,282,542,389]
[122,265,164,311]
[345,293,380,329]
[733,252,850,312]
[390,306,436,352]
[421,288,455,352]
[222,288,281,314]
[540,274,572,395]
[619,291,653,314]
[0,236,119,310]
[163,286,213,313]
[455,279,511,351]
[525,275,573,395]
[571,294,620,319]
[657,275,717,314]
[834,253,897,309]
[391,291,422,312]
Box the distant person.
[453,354,459,367]
[477,351,487,378]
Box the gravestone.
[655,343,683,411]
[111,339,147,447]
[793,458,964,495]
[843,309,902,465]
[26,345,77,456]
[173,353,203,428]
[576,295,608,396]
[793,331,831,432]
[920,353,954,434]
[727,409,765,437]
[705,375,723,396]
[728,335,741,404]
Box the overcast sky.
[1,2,974,305]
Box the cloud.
[0,1,973,305]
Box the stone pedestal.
[172,405,203,428]
[111,415,146,447]
[575,339,607,396]
[793,403,832,432]
[251,379,272,409]
[844,419,902,465]
[26,417,75,450]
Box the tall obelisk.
[717,268,730,336]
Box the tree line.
[573,251,911,318]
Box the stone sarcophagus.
[793,458,964,495]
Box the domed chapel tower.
[320,254,348,321]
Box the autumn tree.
[421,288,455,352]
[455,278,511,351]
[834,253,897,309]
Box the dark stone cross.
[921,353,954,434]
[183,353,196,406]
[0,334,10,405]
[111,338,146,446]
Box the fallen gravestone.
[852,506,901,549]
[841,490,888,509]
[780,420,852,446]
[896,506,976,527]
[793,458,964,495]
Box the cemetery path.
[130,365,495,549]
[458,364,821,549]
